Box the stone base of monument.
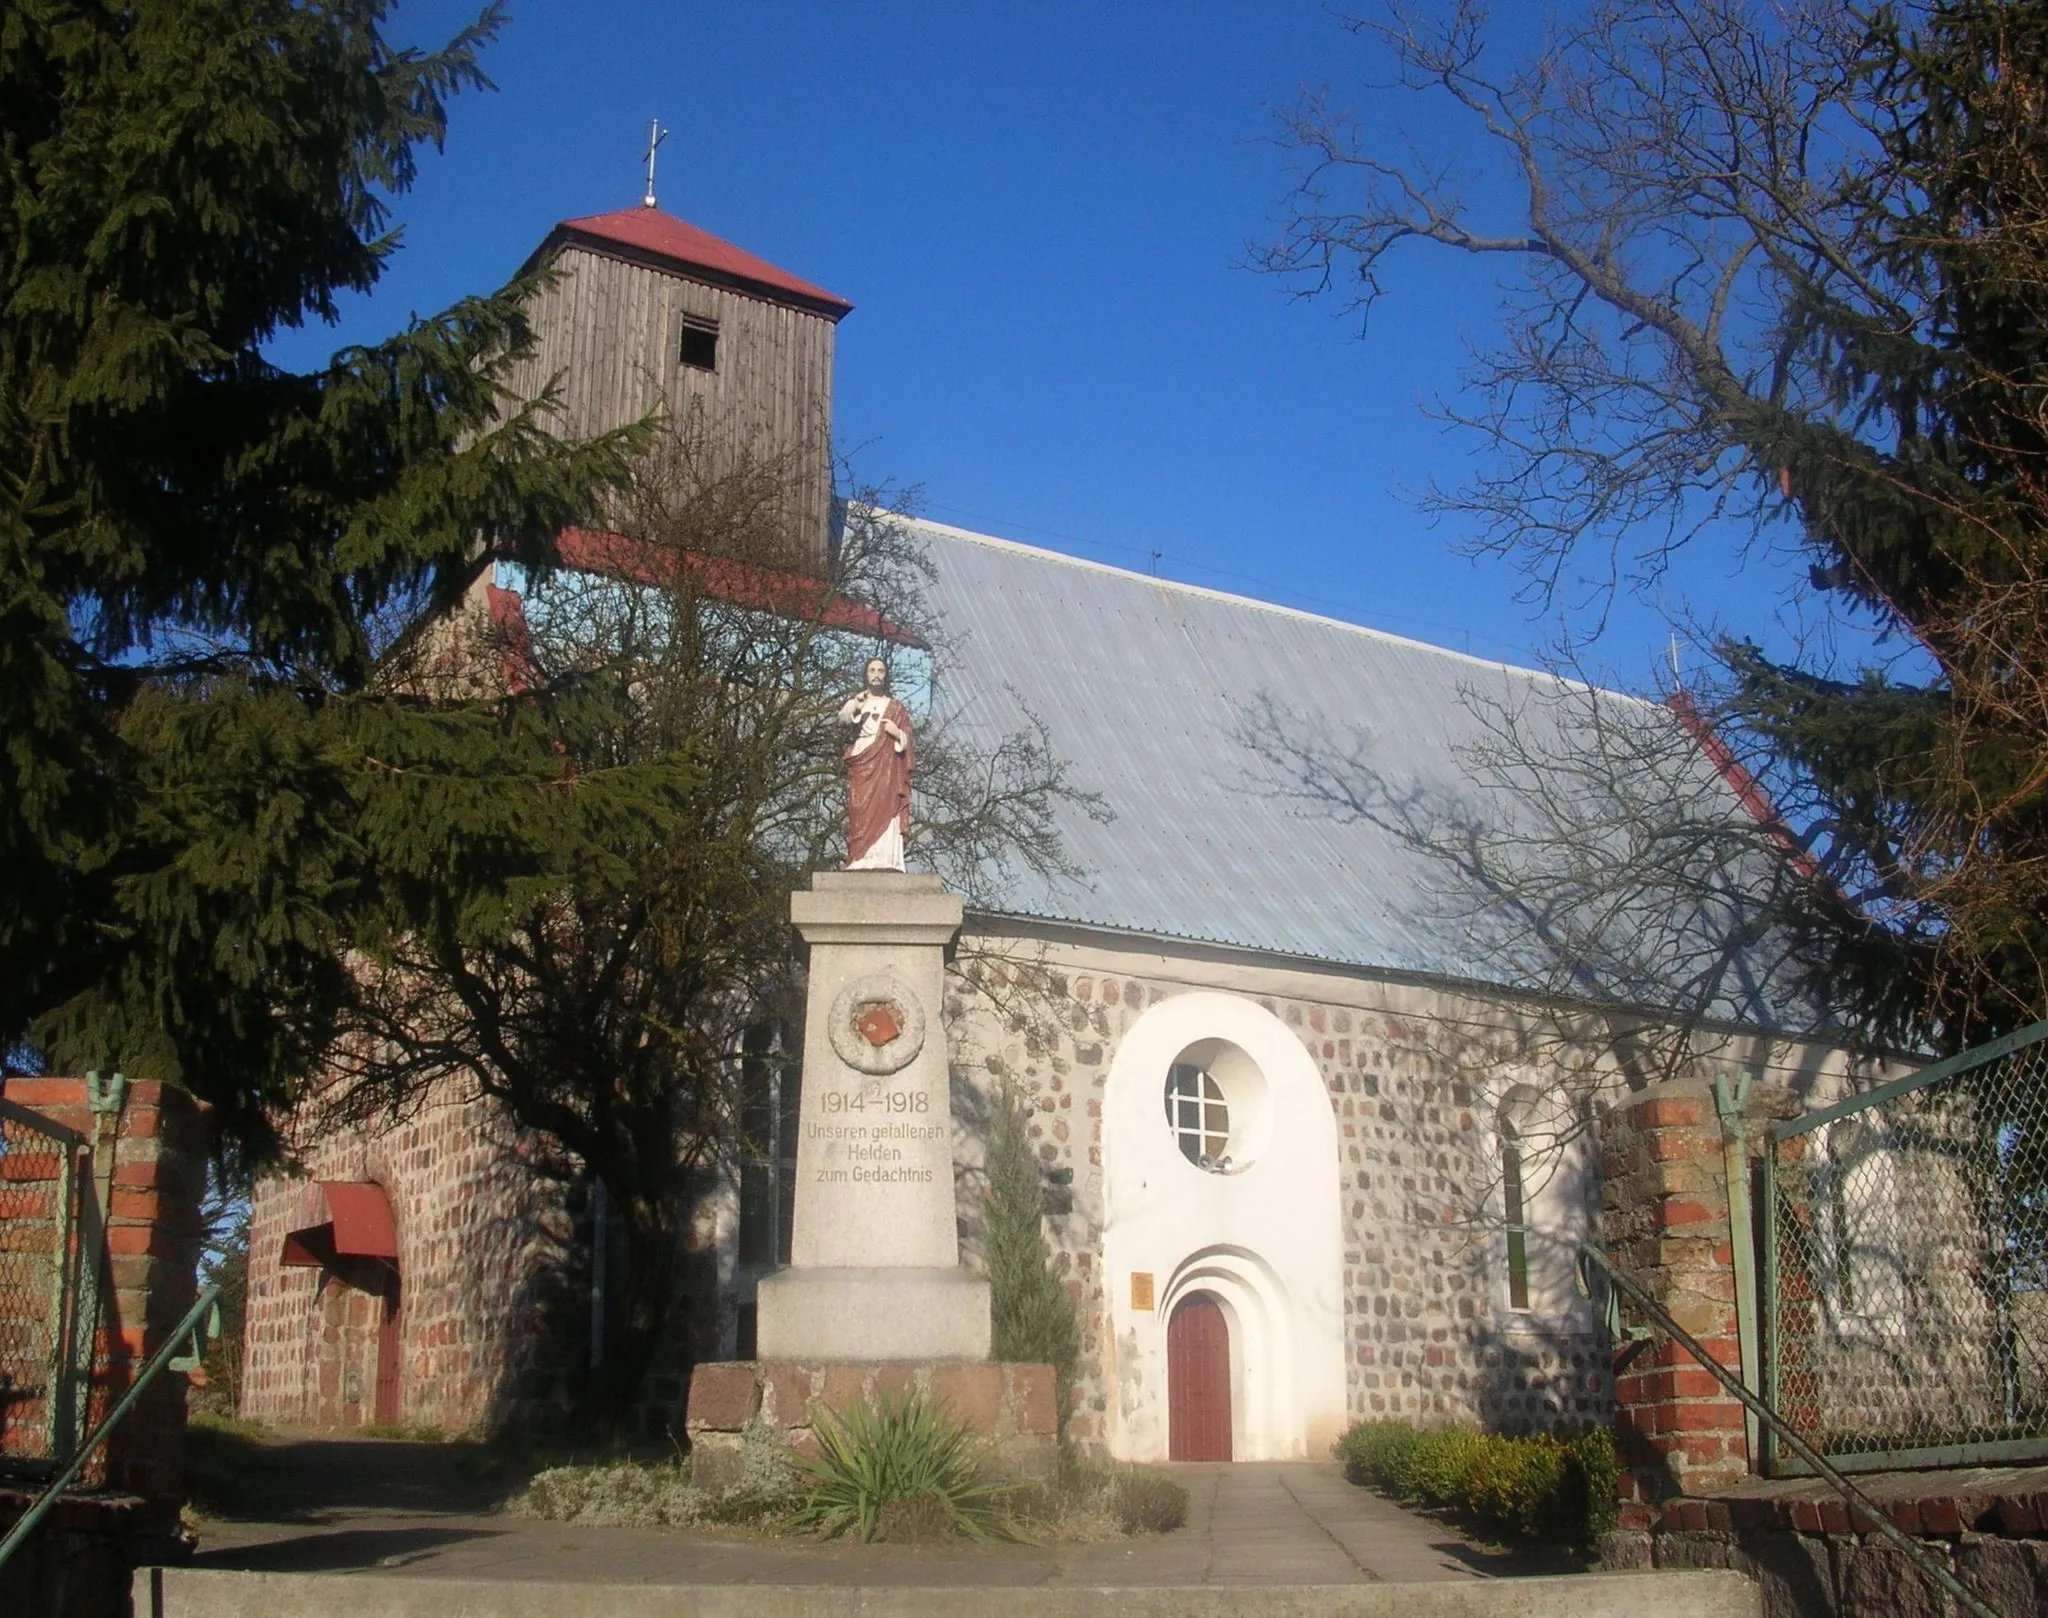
[685,1360,1058,1489]
[755,1267,992,1361]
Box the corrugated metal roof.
[912,519,1812,1029]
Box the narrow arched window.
[1501,1117,1531,1311]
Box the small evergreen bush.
[985,1079,1082,1433]
[788,1391,1017,1542]
[1334,1420,1618,1549]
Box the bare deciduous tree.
[1262,0,2048,1045]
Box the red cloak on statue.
[845,697,914,865]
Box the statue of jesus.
[840,657,914,871]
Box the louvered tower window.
[679,313,719,372]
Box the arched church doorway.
[1102,993,1347,1461]
[1167,1291,1232,1461]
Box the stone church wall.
[940,927,1865,1459]
[240,926,1869,1454]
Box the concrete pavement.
[182,1460,1506,1586]
[156,1437,1758,1613]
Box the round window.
[1161,1039,1271,1173]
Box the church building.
[239,201,1880,1462]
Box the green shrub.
[985,1079,1081,1436]
[518,1460,710,1528]
[787,1391,1016,1543]
[1333,1420,1618,1550]
[999,1461,1187,1540]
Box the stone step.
[139,1567,1758,1618]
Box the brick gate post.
[1599,1077,1750,1517]
[1,1077,209,1509]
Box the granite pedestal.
[755,871,991,1362]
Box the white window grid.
[1165,1063,1230,1166]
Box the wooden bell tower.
[506,201,852,571]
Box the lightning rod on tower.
[643,118,668,209]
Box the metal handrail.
[0,1282,222,1575]
[1578,1244,2003,1618]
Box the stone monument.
[686,669,1051,1484]
[753,870,991,1360]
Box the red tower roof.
[528,207,852,321]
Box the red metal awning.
[280,1180,398,1268]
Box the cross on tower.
[643,118,668,209]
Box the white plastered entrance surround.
[1101,990,1347,1461]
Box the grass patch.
[354,1421,453,1443]
[1005,1461,1189,1539]
[520,1459,710,1528]
[1335,1420,1618,1551]
[513,1408,1188,1547]
[1107,1465,1189,1534]
[515,1417,804,1531]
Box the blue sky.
[271,1,1829,686]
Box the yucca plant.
[787,1392,1016,1542]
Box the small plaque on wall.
[1130,1272,1155,1312]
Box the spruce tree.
[0,1,634,1142]
[1730,0,2048,1045]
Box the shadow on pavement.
[188,1525,506,1573]
[187,1429,524,1523]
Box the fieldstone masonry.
[943,946,1616,1450]
[241,1088,593,1433]
[243,932,1882,1463]
[685,1360,1057,1486]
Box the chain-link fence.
[0,1097,91,1477]
[1763,1020,2048,1475]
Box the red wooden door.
[373,1267,402,1426]
[1167,1292,1232,1461]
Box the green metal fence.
[1763,1019,2048,1475]
[0,1096,94,1477]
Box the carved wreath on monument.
[826,970,927,1076]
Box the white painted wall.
[1100,991,1347,1461]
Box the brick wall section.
[1609,1464,2048,1618]
[685,1359,1057,1487]
[241,1086,590,1434]
[0,1078,208,1506]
